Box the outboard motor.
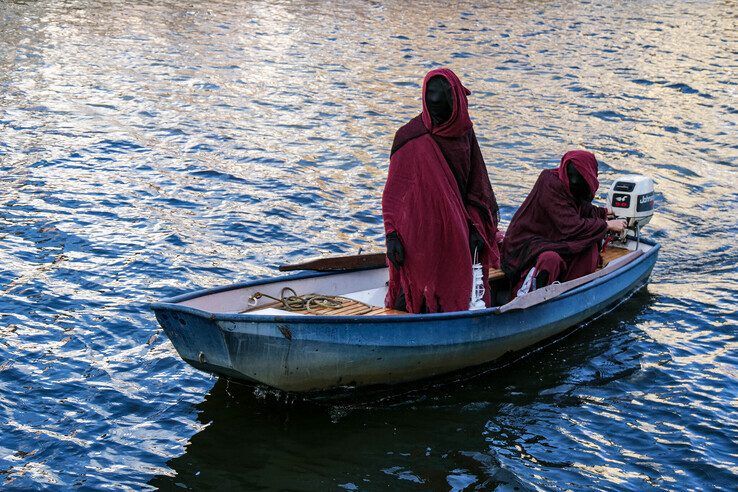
[607,175,654,243]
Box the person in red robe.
[501,150,627,297]
[382,68,500,313]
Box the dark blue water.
[1,0,736,489]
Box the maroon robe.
[501,150,608,295]
[382,68,500,313]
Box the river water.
[1,0,736,489]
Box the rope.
[250,287,373,315]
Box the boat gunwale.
[150,238,659,324]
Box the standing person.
[382,68,500,313]
[500,150,627,297]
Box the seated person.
[381,68,501,313]
[501,150,626,297]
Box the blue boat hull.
[152,241,658,392]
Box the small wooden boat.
[151,237,658,393]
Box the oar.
[278,252,387,272]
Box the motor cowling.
[607,175,654,230]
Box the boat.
[151,236,659,393]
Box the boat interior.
[175,239,651,317]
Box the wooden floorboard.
[366,307,406,316]
[600,246,632,268]
[248,297,406,316]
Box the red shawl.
[501,150,608,283]
[382,68,500,313]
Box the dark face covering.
[567,161,592,203]
[425,76,452,126]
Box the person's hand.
[469,226,484,259]
[606,207,616,220]
[386,232,404,269]
[606,219,627,233]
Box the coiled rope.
[250,287,372,315]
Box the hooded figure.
[501,150,610,296]
[382,68,500,313]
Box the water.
[1,0,736,489]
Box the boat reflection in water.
[149,289,655,490]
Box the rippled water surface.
[1,0,736,489]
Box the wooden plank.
[365,308,388,316]
[336,304,374,316]
[366,307,407,316]
[489,268,506,281]
[275,298,372,316]
[306,306,334,315]
[325,302,365,315]
[600,246,632,268]
[279,252,386,272]
[246,295,405,316]
[378,308,406,315]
